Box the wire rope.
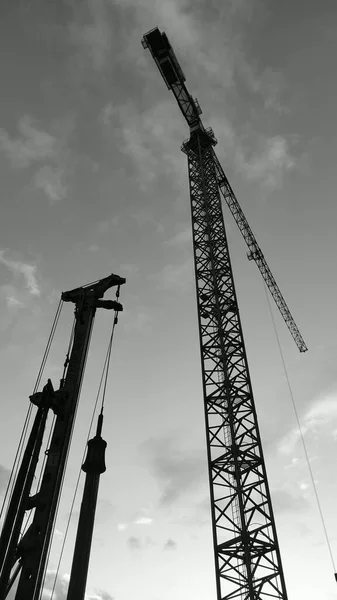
[100,306,119,414]
[20,311,74,545]
[0,300,63,523]
[24,315,77,547]
[262,282,336,575]
[34,300,64,394]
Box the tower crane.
[142,27,307,600]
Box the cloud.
[0,283,41,335]
[149,257,193,293]
[109,0,252,94]
[101,103,115,127]
[164,538,177,551]
[127,536,142,550]
[116,507,153,530]
[236,135,295,189]
[212,116,296,189]
[0,114,72,203]
[91,2,294,198]
[101,100,187,192]
[306,394,337,423]
[112,0,285,114]
[40,570,70,600]
[97,217,120,234]
[0,284,25,311]
[165,225,192,247]
[68,0,113,72]
[237,61,287,114]
[71,0,199,77]
[0,464,10,493]
[117,263,139,277]
[88,244,100,252]
[131,208,164,233]
[171,495,211,528]
[34,165,67,203]
[0,252,42,334]
[110,48,292,198]
[142,437,205,506]
[135,516,153,526]
[105,103,158,191]
[122,308,153,332]
[54,528,64,538]
[88,592,114,600]
[272,489,309,514]
[21,570,113,600]
[0,250,40,296]
[0,115,57,168]
[94,498,115,526]
[71,0,295,198]
[112,99,294,196]
[126,535,154,551]
[278,391,337,455]
[6,296,24,309]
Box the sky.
[0,0,337,599]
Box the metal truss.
[182,128,288,600]
[142,26,306,355]
[211,152,307,353]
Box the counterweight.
[141,26,305,600]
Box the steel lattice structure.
[182,129,288,599]
[142,27,307,355]
[141,26,306,600]
[212,152,307,353]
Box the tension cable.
[263,281,336,580]
[0,300,63,524]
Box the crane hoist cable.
[263,281,337,581]
[34,299,64,394]
[49,288,122,600]
[100,284,120,414]
[19,315,76,548]
[0,300,63,524]
[25,317,77,566]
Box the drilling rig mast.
[0,273,125,600]
[142,27,307,600]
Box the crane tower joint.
[181,127,218,155]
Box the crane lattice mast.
[142,27,306,600]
